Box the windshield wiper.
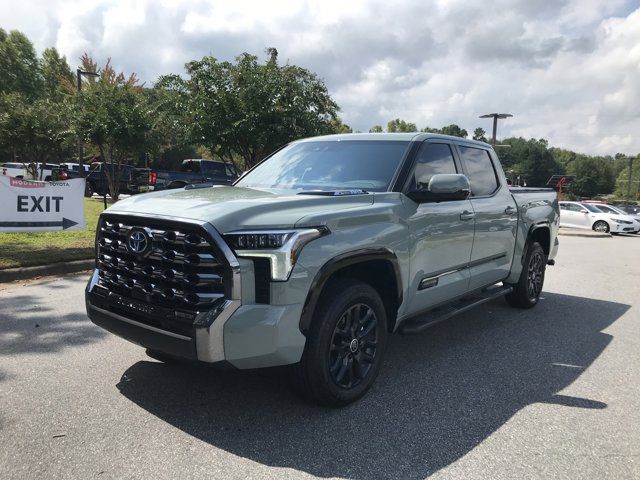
[297,189,369,196]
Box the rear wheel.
[505,241,546,309]
[593,220,609,233]
[292,278,388,407]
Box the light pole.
[479,113,513,145]
[76,69,99,177]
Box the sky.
[1,0,639,155]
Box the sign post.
[0,176,86,233]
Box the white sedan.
[559,201,636,234]
[589,203,640,234]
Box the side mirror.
[580,209,589,214]
[407,174,471,203]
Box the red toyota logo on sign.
[10,178,45,188]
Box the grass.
[0,198,105,270]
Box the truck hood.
[107,186,374,232]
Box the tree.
[614,156,640,200]
[440,124,468,138]
[0,29,42,99]
[158,48,339,169]
[473,127,487,142]
[387,118,416,132]
[369,125,383,133]
[74,57,152,201]
[568,156,616,197]
[41,47,74,101]
[498,137,565,187]
[0,92,74,176]
[330,117,352,133]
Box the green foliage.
[498,137,565,187]
[158,48,339,169]
[613,157,640,200]
[330,117,352,134]
[73,58,152,200]
[0,28,42,99]
[387,118,417,132]
[0,92,74,172]
[440,124,468,138]
[369,125,383,133]
[473,127,487,142]
[41,47,74,101]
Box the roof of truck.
[295,132,493,148]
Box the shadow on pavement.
[0,294,106,357]
[116,292,628,479]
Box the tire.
[85,181,95,198]
[292,278,388,407]
[505,241,547,309]
[592,220,610,233]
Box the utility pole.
[479,113,513,145]
[627,156,634,202]
[76,69,99,178]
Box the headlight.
[224,228,329,281]
[612,218,631,224]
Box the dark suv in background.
[153,159,240,190]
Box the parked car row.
[559,201,640,234]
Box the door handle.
[505,206,517,215]
[460,210,475,221]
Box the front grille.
[95,214,234,317]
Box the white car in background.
[559,201,636,234]
[588,203,640,234]
[1,162,27,178]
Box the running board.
[398,284,514,335]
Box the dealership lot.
[1,235,639,479]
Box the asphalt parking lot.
[1,235,639,479]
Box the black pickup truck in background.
[153,159,240,190]
[57,162,152,197]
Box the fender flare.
[520,222,551,265]
[298,247,403,335]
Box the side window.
[459,146,499,197]
[409,143,457,189]
[224,164,236,178]
[566,203,581,212]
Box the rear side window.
[203,161,227,177]
[410,143,457,189]
[459,146,499,196]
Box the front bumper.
[611,222,634,233]
[86,269,306,369]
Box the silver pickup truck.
[86,133,559,406]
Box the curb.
[558,229,611,238]
[0,258,94,283]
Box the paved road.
[1,235,639,479]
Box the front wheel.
[593,220,610,233]
[505,241,547,309]
[292,279,388,407]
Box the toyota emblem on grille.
[127,229,149,254]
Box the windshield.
[236,140,410,192]
[582,203,603,213]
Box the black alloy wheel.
[505,241,547,309]
[292,278,388,406]
[329,303,379,389]
[526,249,545,301]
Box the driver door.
[404,141,475,316]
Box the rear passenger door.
[404,141,475,315]
[456,145,518,290]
